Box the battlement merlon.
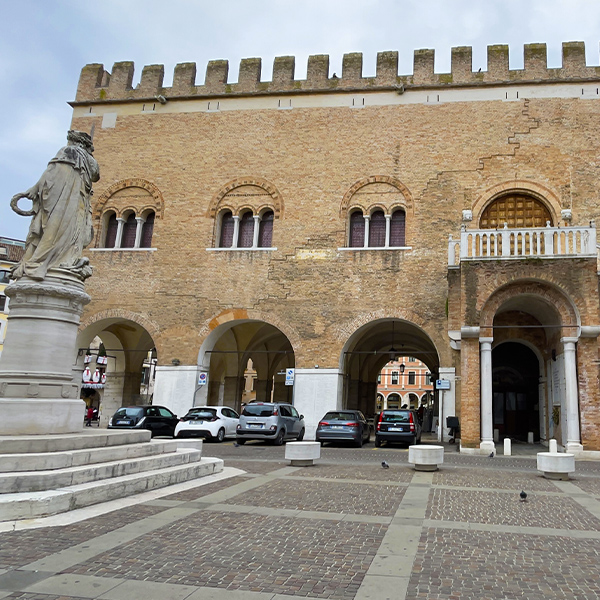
[72,42,600,104]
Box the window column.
[115,218,126,248]
[252,215,261,249]
[479,337,495,453]
[231,216,240,249]
[562,337,583,453]
[363,215,370,248]
[385,214,391,247]
[134,216,146,248]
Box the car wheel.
[216,428,225,443]
[274,429,286,446]
[375,437,382,448]
[355,435,364,448]
[297,428,305,441]
[236,438,246,445]
[366,429,371,444]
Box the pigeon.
[489,452,495,458]
[233,442,239,447]
[520,490,528,502]
[381,460,390,469]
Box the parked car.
[316,410,371,447]
[174,406,239,442]
[236,402,305,445]
[375,409,422,447]
[108,405,178,437]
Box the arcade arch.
[194,319,295,416]
[76,316,157,426]
[340,318,442,421]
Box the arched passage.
[340,318,441,421]
[195,319,295,414]
[76,316,157,426]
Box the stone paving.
[0,444,599,599]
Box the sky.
[2,0,600,240]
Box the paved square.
[222,478,405,516]
[65,512,387,599]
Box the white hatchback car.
[174,406,240,442]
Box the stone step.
[0,429,151,454]
[0,448,203,493]
[0,439,180,473]
[0,457,223,521]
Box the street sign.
[198,373,208,386]
[436,379,450,390]
[285,368,295,386]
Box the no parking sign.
[198,373,208,386]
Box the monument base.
[0,270,91,435]
[0,398,86,435]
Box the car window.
[279,406,291,417]
[243,404,275,417]
[381,411,410,423]
[224,408,239,419]
[188,409,216,419]
[324,411,356,420]
[358,411,366,421]
[290,406,300,418]
[146,407,160,417]
[157,407,174,417]
[114,407,143,418]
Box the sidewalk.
[0,446,599,599]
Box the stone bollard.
[528,431,534,444]
[504,438,511,456]
[285,441,320,466]
[549,439,558,453]
[537,451,575,480]
[408,445,444,472]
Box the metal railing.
[448,221,597,266]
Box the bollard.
[528,431,534,444]
[504,438,511,456]
[493,428,499,443]
[549,439,558,453]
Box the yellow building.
[0,238,25,359]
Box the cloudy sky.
[2,0,600,240]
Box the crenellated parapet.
[73,42,600,104]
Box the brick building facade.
[70,42,600,454]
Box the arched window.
[140,212,155,248]
[349,211,365,247]
[258,211,274,247]
[121,214,137,248]
[389,210,406,247]
[104,213,118,248]
[368,210,386,247]
[238,212,254,248]
[219,211,235,248]
[480,194,552,229]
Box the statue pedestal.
[0,270,90,434]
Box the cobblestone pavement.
[0,442,599,599]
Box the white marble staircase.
[0,429,223,521]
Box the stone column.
[231,216,240,249]
[115,218,126,248]
[222,375,240,407]
[153,364,199,417]
[100,370,126,428]
[479,337,495,454]
[0,271,90,434]
[458,331,481,451]
[363,216,370,248]
[252,215,261,248]
[438,367,456,443]
[562,337,583,453]
[134,216,145,248]
[254,378,273,402]
[385,214,391,247]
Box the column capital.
[560,336,579,345]
[116,217,126,223]
[479,337,494,345]
[135,216,146,223]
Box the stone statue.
[10,130,99,281]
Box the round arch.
[208,177,284,219]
